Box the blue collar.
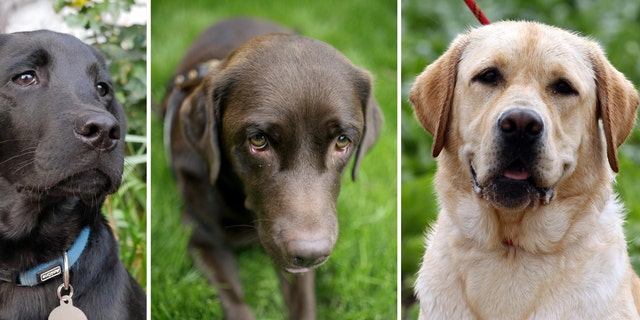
[0,227,90,286]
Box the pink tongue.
[504,166,530,180]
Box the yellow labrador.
[410,21,640,319]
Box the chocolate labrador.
[162,18,383,319]
[0,30,145,319]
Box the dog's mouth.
[502,160,530,181]
[284,255,329,274]
[471,160,554,211]
[55,169,113,193]
[17,169,116,203]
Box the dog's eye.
[96,82,109,97]
[12,71,38,87]
[249,134,268,150]
[335,135,351,150]
[551,79,577,96]
[473,68,502,85]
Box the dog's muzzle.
[470,108,555,210]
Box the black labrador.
[162,18,383,319]
[0,30,145,319]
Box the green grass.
[401,0,640,318]
[150,0,397,318]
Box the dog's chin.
[471,165,554,211]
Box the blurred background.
[0,0,147,291]
[150,0,396,318]
[401,0,640,318]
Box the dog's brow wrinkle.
[26,49,50,67]
[86,63,100,78]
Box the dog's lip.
[285,267,311,274]
[470,164,483,194]
[283,255,329,274]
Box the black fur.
[0,30,145,320]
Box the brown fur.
[163,18,382,319]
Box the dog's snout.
[498,108,543,141]
[74,113,121,151]
[286,237,332,269]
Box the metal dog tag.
[48,295,87,320]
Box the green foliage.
[402,0,640,316]
[54,0,147,287]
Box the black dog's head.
[180,34,383,273]
[0,31,126,239]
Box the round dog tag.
[48,295,87,320]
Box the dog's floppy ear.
[179,83,221,183]
[351,69,383,181]
[409,35,468,158]
[590,45,639,173]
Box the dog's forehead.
[459,22,596,87]
[228,92,363,134]
[224,36,366,128]
[1,31,105,73]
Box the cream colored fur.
[410,21,640,319]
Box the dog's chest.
[460,252,556,317]
[424,245,631,319]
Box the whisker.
[0,138,33,145]
[10,157,38,176]
[0,147,37,167]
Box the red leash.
[464,0,491,25]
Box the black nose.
[74,113,121,151]
[286,238,332,269]
[498,108,544,143]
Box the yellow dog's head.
[411,21,638,212]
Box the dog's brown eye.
[551,79,577,96]
[249,134,268,150]
[336,135,351,150]
[473,68,502,85]
[12,71,37,86]
[96,82,109,97]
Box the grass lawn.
[150,0,397,318]
[401,0,640,318]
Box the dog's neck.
[0,226,90,286]
[0,189,99,275]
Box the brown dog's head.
[180,34,382,272]
[410,21,638,212]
